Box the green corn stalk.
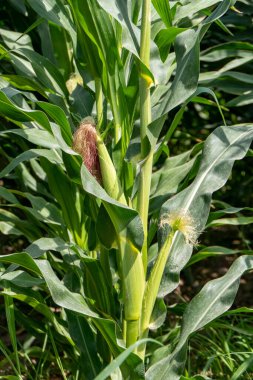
[138,231,176,357]
[94,85,145,347]
[138,210,198,356]
[118,237,145,347]
[137,0,153,275]
[97,138,145,346]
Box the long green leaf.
[0,28,33,50]
[146,0,233,153]
[186,246,253,267]
[0,149,62,178]
[231,354,253,380]
[94,338,162,380]
[146,255,253,380]
[26,0,76,47]
[0,253,41,275]
[12,48,68,96]
[0,254,143,378]
[1,289,73,343]
[0,129,59,149]
[95,0,167,84]
[0,209,41,240]
[159,124,253,298]
[0,90,51,131]
[37,102,72,143]
[174,0,223,23]
[0,271,44,288]
[154,0,233,118]
[4,294,21,375]
[81,165,144,250]
[1,74,47,97]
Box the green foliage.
[0,0,253,379]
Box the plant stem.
[117,235,145,347]
[108,74,121,144]
[125,320,139,347]
[122,0,152,347]
[96,138,145,347]
[137,0,152,274]
[138,230,176,358]
[95,77,103,129]
[4,293,21,375]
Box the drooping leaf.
[0,149,63,178]
[94,338,162,380]
[0,254,144,378]
[12,48,69,96]
[0,90,51,131]
[37,102,73,144]
[0,187,19,204]
[80,164,144,251]
[186,246,252,268]
[0,129,60,149]
[0,270,44,288]
[1,74,47,97]
[0,253,41,275]
[0,28,33,50]
[1,289,73,343]
[227,91,253,107]
[0,209,41,241]
[146,255,253,380]
[159,124,253,298]
[174,0,224,24]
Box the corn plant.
[0,0,253,379]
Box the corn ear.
[96,134,127,205]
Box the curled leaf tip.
[160,209,198,245]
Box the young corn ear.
[138,210,198,357]
[96,134,127,205]
[73,118,126,205]
[160,209,198,246]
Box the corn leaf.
[146,255,253,380]
[159,124,253,298]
